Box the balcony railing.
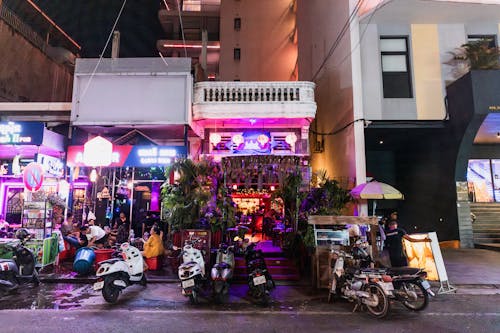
[194,81,315,104]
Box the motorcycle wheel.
[102,278,121,304]
[364,283,390,318]
[189,289,199,304]
[214,292,223,304]
[401,281,429,311]
[139,274,147,286]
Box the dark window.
[380,36,412,98]
[467,35,497,48]
[234,48,241,60]
[234,18,241,31]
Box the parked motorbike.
[328,247,392,318]
[0,229,40,293]
[243,241,275,306]
[177,238,207,304]
[351,239,434,311]
[93,242,147,303]
[211,243,235,303]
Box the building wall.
[219,0,297,81]
[297,0,358,182]
[0,19,73,102]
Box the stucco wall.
[297,0,357,181]
[219,0,297,81]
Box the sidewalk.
[39,248,500,294]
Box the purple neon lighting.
[0,182,23,216]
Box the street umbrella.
[350,181,404,215]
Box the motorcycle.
[177,238,207,304]
[0,229,40,292]
[351,239,434,311]
[93,242,147,303]
[328,247,392,318]
[211,243,235,303]
[243,241,275,306]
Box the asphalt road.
[0,282,498,332]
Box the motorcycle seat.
[214,262,231,270]
[387,267,421,276]
[99,258,122,265]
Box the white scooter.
[93,243,147,303]
[177,238,206,304]
[211,243,235,303]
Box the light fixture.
[232,184,238,190]
[209,133,222,145]
[379,140,384,145]
[249,119,257,125]
[127,180,134,190]
[270,185,275,191]
[285,133,297,145]
[89,168,98,183]
[257,134,269,145]
[232,134,244,145]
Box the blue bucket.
[73,247,95,274]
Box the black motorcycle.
[244,242,275,306]
[351,240,433,311]
[0,229,40,293]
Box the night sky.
[32,0,163,57]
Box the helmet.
[15,228,30,240]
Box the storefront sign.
[36,154,64,177]
[67,145,187,167]
[228,131,274,154]
[0,121,44,145]
[22,163,44,192]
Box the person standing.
[384,218,431,267]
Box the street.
[0,282,499,332]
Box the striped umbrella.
[350,181,404,215]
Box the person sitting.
[141,225,165,259]
[115,220,130,245]
[80,225,108,249]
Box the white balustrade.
[194,81,315,104]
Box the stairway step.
[232,273,300,281]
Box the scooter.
[243,241,275,306]
[211,243,235,303]
[178,238,207,304]
[328,247,392,318]
[93,242,147,303]
[0,229,39,293]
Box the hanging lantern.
[257,134,269,146]
[232,134,244,145]
[89,168,98,183]
[285,133,297,145]
[209,133,222,145]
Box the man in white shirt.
[80,225,108,248]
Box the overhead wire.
[79,0,127,102]
[310,0,365,82]
[175,0,188,58]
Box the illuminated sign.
[67,145,187,167]
[0,121,44,145]
[23,162,44,192]
[83,136,113,166]
[36,154,64,177]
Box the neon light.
[162,44,220,49]
[0,121,32,144]
[83,136,113,167]
[0,182,24,217]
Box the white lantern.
[209,133,222,145]
[285,133,297,145]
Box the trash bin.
[73,247,95,275]
[94,248,114,265]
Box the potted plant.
[446,39,500,80]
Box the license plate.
[421,280,431,290]
[182,278,195,288]
[253,275,266,286]
[93,281,104,291]
[383,282,394,291]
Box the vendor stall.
[308,215,378,289]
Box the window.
[380,36,412,98]
[234,48,241,60]
[467,35,497,48]
[234,18,241,31]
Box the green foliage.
[161,158,236,232]
[450,39,500,70]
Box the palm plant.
[447,39,500,73]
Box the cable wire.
[79,0,127,102]
[311,0,364,82]
[175,0,188,58]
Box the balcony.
[192,81,316,127]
